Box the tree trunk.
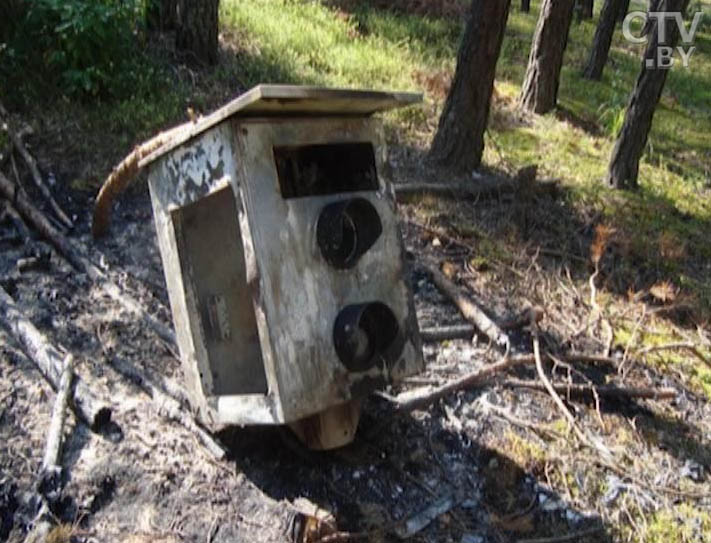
[176,0,219,65]
[582,0,622,79]
[429,0,512,173]
[606,0,690,189]
[518,0,576,114]
[616,0,631,23]
[147,0,177,31]
[642,0,662,36]
[521,0,531,12]
[578,0,594,19]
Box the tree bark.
[582,0,622,79]
[578,0,594,19]
[147,0,177,31]
[606,0,690,189]
[521,0,531,13]
[176,0,219,65]
[518,0,576,114]
[429,0,511,172]
[616,0,631,22]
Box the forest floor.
[2,0,711,542]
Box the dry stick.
[0,170,176,347]
[501,379,678,401]
[42,354,74,471]
[395,354,535,413]
[421,261,509,349]
[393,350,627,413]
[0,286,111,429]
[26,355,74,542]
[0,102,73,228]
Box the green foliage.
[0,0,155,101]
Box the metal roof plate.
[139,85,422,167]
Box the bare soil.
[1,131,710,543]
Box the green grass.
[228,0,711,310]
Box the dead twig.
[421,260,510,349]
[0,101,73,228]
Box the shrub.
[0,0,153,101]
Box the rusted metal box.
[141,85,424,448]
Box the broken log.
[0,285,112,430]
[0,171,176,347]
[421,261,509,349]
[0,102,73,228]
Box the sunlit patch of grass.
[645,504,711,543]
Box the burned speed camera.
[142,85,424,449]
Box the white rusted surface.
[147,89,423,435]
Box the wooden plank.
[139,84,422,168]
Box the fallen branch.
[501,379,678,401]
[0,101,73,228]
[42,354,74,472]
[27,354,74,542]
[0,171,176,347]
[421,261,509,349]
[394,354,534,413]
[0,285,112,431]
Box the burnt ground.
[1,140,711,543]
